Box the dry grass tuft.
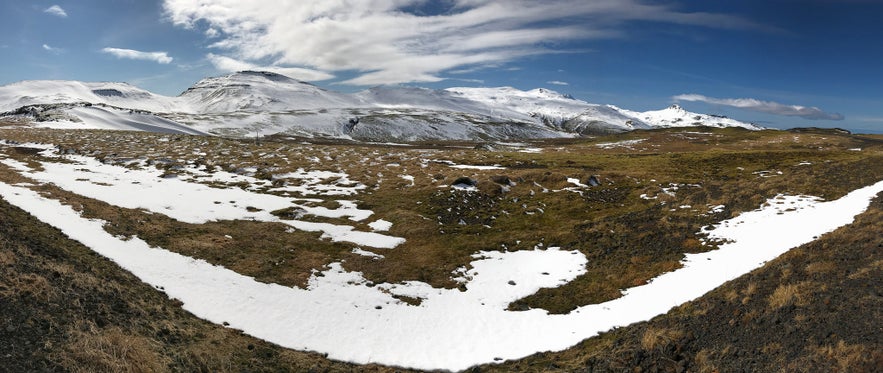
[848,259,883,280]
[0,249,14,265]
[814,340,872,372]
[60,322,169,373]
[1,273,54,301]
[767,280,821,309]
[768,283,803,309]
[693,348,720,373]
[741,282,758,305]
[640,326,684,351]
[804,261,837,274]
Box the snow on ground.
[566,177,588,188]
[368,219,393,232]
[1,142,881,370]
[595,139,646,149]
[706,204,726,214]
[4,145,401,249]
[351,247,385,259]
[448,164,506,170]
[399,174,415,186]
[434,159,506,170]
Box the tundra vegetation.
[0,123,880,372]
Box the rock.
[452,177,477,187]
[587,175,601,186]
[490,175,513,186]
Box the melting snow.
[448,164,506,170]
[1,180,880,370]
[595,139,646,149]
[2,143,882,371]
[351,248,385,259]
[6,147,401,249]
[368,219,393,232]
[566,178,588,188]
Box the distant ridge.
[0,71,764,140]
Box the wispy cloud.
[162,0,769,86]
[102,47,174,64]
[42,44,64,54]
[673,94,844,121]
[44,5,68,18]
[206,54,334,81]
[547,80,569,86]
[453,78,485,84]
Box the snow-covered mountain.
[445,87,591,125]
[0,80,179,113]
[617,104,765,130]
[0,71,763,140]
[180,71,356,113]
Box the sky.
[1,0,881,133]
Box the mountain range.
[0,71,763,141]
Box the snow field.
[7,145,402,249]
[1,139,881,370]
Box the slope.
[179,71,357,114]
[0,71,764,140]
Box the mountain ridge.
[0,71,764,140]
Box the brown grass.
[805,261,837,274]
[1,126,882,372]
[768,283,804,309]
[848,259,883,280]
[741,282,758,305]
[1,273,54,301]
[693,349,720,373]
[0,249,14,265]
[2,127,881,316]
[60,322,169,373]
[640,326,684,351]
[814,340,871,372]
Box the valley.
[0,124,880,371]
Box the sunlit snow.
[1,144,881,371]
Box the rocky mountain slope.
[0,71,762,141]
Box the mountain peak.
[667,103,684,111]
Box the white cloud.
[42,44,64,54]
[547,80,569,86]
[206,54,335,81]
[162,0,768,86]
[673,94,844,121]
[44,5,67,18]
[102,47,174,64]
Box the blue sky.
[1,0,881,133]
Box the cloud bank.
[673,94,844,121]
[44,5,68,18]
[162,0,767,85]
[102,48,174,64]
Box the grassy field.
[0,125,880,371]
